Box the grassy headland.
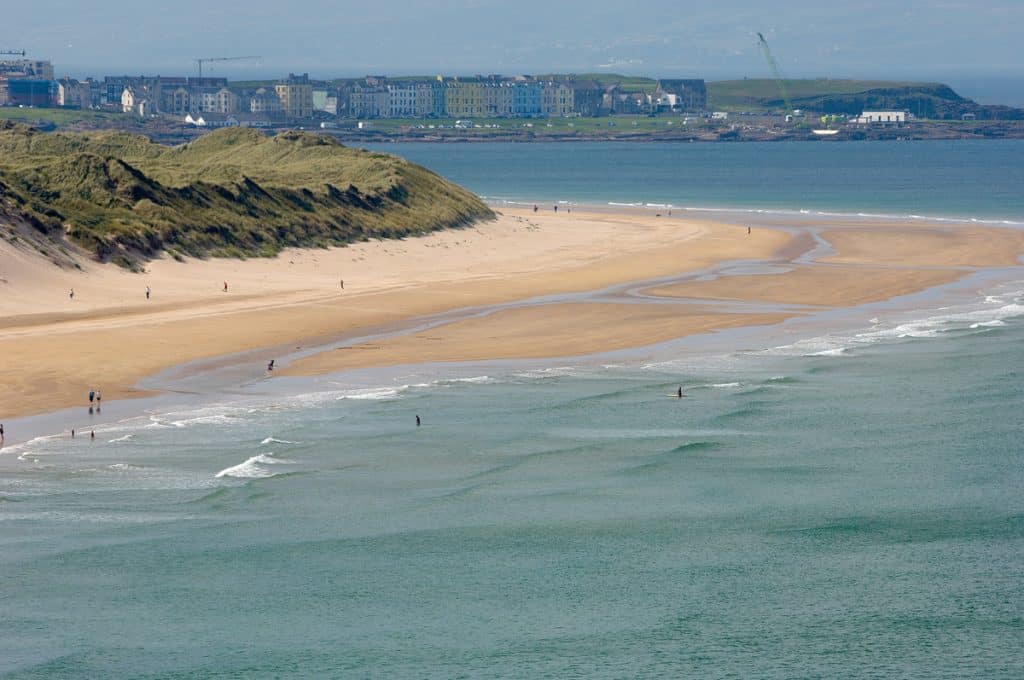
[0,123,493,267]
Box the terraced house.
[275,73,313,119]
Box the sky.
[5,0,1023,102]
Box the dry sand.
[1,207,1020,419]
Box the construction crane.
[756,32,793,116]
[195,55,261,78]
[0,49,27,56]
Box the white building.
[854,111,907,125]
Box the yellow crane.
[195,55,261,79]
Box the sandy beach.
[2,207,1023,419]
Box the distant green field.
[0,107,133,126]
[707,79,939,110]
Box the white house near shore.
[854,111,907,125]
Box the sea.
[2,140,1023,678]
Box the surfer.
[677,386,683,398]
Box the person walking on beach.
[340,278,344,290]
[223,281,228,292]
[95,390,102,409]
[90,430,95,441]
[145,286,150,300]
[533,204,538,213]
[89,388,95,405]
[69,288,74,300]
[267,359,275,371]
[553,205,558,213]
[747,226,751,235]
[71,428,75,438]
[1,423,5,443]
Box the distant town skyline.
[6,0,1024,105]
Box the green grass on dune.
[0,123,493,268]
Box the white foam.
[215,453,294,479]
[260,437,298,445]
[169,414,244,428]
[706,382,742,388]
[108,463,142,471]
[336,387,404,401]
[804,348,848,357]
[108,434,135,443]
[437,375,494,386]
[970,319,1006,329]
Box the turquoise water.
[2,142,1024,677]
[367,140,1024,223]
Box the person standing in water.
[416,415,421,427]
[1,423,5,443]
[95,390,101,409]
[89,388,95,405]
[677,386,683,398]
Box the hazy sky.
[6,0,1022,85]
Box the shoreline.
[2,205,1024,445]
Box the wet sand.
[1,207,1022,419]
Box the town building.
[249,87,282,115]
[853,110,907,126]
[540,81,574,117]
[275,73,313,119]
[655,79,707,112]
[511,80,542,116]
[351,78,390,118]
[57,78,93,108]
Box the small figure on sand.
[1,423,5,443]
[95,390,101,409]
[89,388,95,405]
[415,415,421,427]
[339,278,344,290]
[146,286,151,300]
[223,281,228,292]
[553,205,558,213]
[533,204,538,213]
[747,226,751,235]
[267,359,275,371]
[69,288,74,300]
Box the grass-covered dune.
[0,122,494,267]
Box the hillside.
[707,78,1023,119]
[0,123,493,268]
